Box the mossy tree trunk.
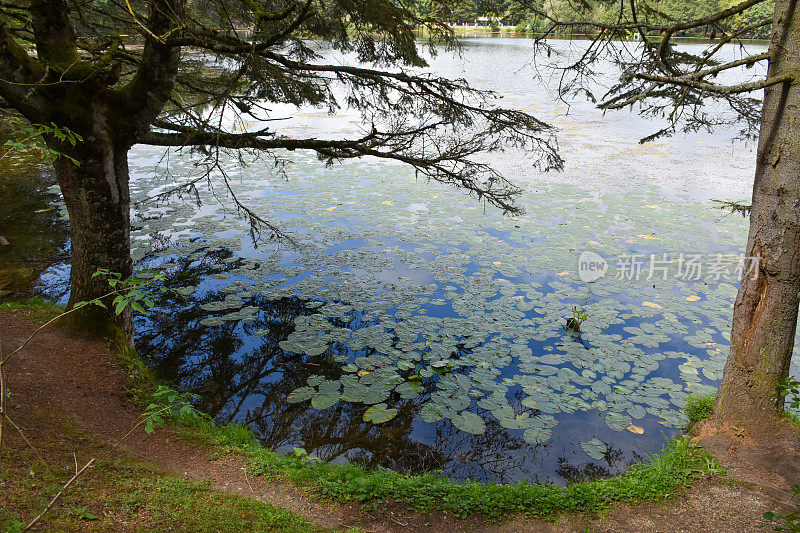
[714,0,800,425]
[0,0,184,335]
[55,129,134,336]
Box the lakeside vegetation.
[121,324,728,520]
[412,0,775,39]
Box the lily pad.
[364,403,398,424]
[451,411,486,435]
[287,386,314,403]
[523,428,552,444]
[581,438,608,461]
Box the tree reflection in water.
[136,249,634,484]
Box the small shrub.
[143,385,207,434]
[684,394,715,426]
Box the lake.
[0,37,788,484]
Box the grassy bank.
[0,410,327,533]
[168,407,724,520]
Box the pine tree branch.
[630,72,793,96]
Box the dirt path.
[1,308,797,532]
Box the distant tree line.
[411,0,774,39]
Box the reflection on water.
[0,147,69,299]
[122,159,750,484]
[136,251,647,483]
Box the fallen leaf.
[627,424,644,434]
[686,295,701,301]
[642,302,663,309]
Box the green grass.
[161,409,725,520]
[250,437,723,519]
[122,477,320,532]
[0,297,65,323]
[684,394,716,426]
[0,412,325,532]
[1,455,324,532]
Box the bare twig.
[1,288,122,365]
[19,404,172,530]
[23,458,95,531]
[0,336,5,453]
[5,414,47,465]
[242,467,255,494]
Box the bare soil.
[1,308,798,532]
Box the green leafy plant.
[291,447,320,464]
[2,119,83,166]
[144,385,208,435]
[566,305,593,332]
[779,377,800,410]
[74,268,176,315]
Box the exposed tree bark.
[714,0,800,424]
[55,126,134,336]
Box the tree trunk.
[714,0,800,424]
[54,132,133,337]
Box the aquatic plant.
[566,305,593,332]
